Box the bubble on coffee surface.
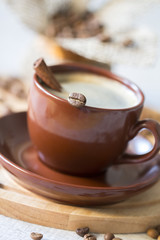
[42,72,139,109]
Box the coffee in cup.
[43,72,138,109]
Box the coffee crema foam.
[43,72,139,109]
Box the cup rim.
[34,62,144,111]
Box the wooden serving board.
[0,107,160,234]
[0,166,160,234]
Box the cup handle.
[118,119,160,164]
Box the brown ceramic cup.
[27,63,160,176]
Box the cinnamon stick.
[33,58,62,92]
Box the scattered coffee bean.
[99,34,112,43]
[104,232,115,240]
[68,92,86,108]
[147,228,159,239]
[76,227,90,237]
[123,39,135,48]
[156,225,160,233]
[30,232,43,240]
[84,233,97,240]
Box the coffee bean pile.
[0,77,27,99]
[0,76,28,116]
[45,9,136,48]
[45,10,106,40]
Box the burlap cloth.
[5,0,160,66]
[0,215,151,240]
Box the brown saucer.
[0,112,159,206]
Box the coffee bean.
[123,39,135,48]
[82,11,93,21]
[30,232,43,240]
[147,228,159,239]
[104,232,115,240]
[84,233,97,240]
[68,92,86,108]
[76,227,90,237]
[99,34,112,43]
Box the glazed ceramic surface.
[0,112,159,206]
[28,63,160,175]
